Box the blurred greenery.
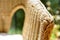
[8,9,25,34]
[8,0,60,40]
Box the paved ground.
[0,34,23,40]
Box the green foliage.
[41,0,60,15]
[9,9,25,34]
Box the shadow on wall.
[8,9,25,34]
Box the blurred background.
[8,9,25,34]
[8,0,60,40]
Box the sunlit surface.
[0,34,23,40]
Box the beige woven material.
[0,0,54,40]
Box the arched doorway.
[8,9,25,34]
